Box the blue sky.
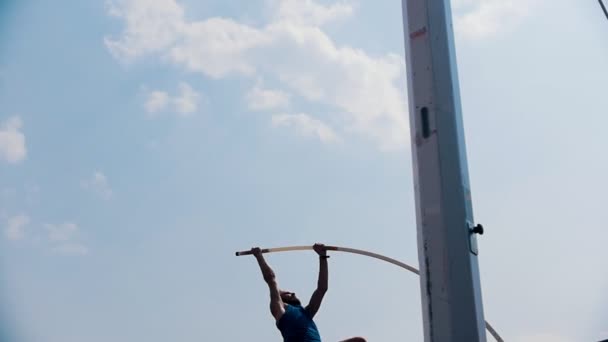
[1,0,607,341]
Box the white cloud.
[265,23,409,149]
[52,243,89,256]
[272,0,354,26]
[104,0,185,61]
[145,90,170,113]
[453,0,539,40]
[45,222,79,241]
[81,171,113,199]
[4,214,89,255]
[106,0,541,147]
[4,214,29,241]
[272,113,339,143]
[44,222,88,256]
[0,116,27,163]
[169,17,273,79]
[246,83,290,111]
[173,82,200,115]
[105,0,409,149]
[143,82,201,116]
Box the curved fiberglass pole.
[236,245,503,342]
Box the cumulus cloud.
[81,171,113,199]
[246,83,290,111]
[44,222,88,256]
[105,0,541,146]
[0,116,27,163]
[45,222,79,241]
[52,243,89,256]
[264,23,408,148]
[104,0,185,61]
[105,0,409,149]
[272,113,339,143]
[452,0,539,40]
[145,90,170,113]
[168,18,273,79]
[4,214,30,241]
[173,82,200,115]
[143,82,201,117]
[272,0,354,26]
[3,214,88,255]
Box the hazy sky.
[1,0,607,341]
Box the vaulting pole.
[236,245,502,341]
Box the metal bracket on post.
[468,222,484,255]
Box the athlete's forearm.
[256,255,276,282]
[317,257,328,291]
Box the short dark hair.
[283,296,301,306]
[280,291,302,306]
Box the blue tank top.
[276,304,322,342]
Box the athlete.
[251,244,366,342]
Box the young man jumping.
[251,244,366,342]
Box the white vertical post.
[401,1,487,341]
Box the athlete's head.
[280,290,301,306]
